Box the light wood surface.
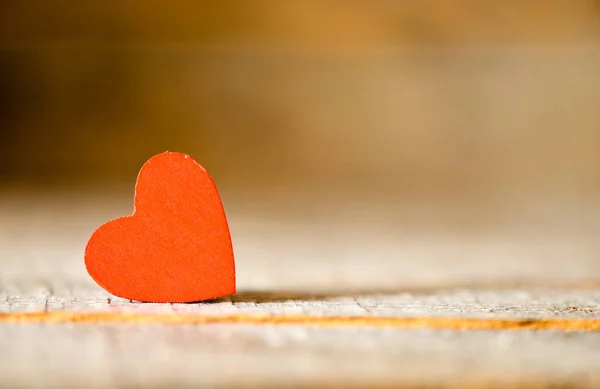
[1,190,600,388]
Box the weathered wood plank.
[2,193,600,387]
[1,323,600,388]
[2,282,600,320]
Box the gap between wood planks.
[1,312,600,331]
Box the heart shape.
[85,152,235,303]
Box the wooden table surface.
[1,190,600,388]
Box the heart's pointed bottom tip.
[113,287,236,304]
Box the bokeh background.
[1,0,600,230]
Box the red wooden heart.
[85,152,235,303]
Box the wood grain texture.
[2,191,600,388]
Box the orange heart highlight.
[85,152,235,303]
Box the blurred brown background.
[1,0,600,215]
